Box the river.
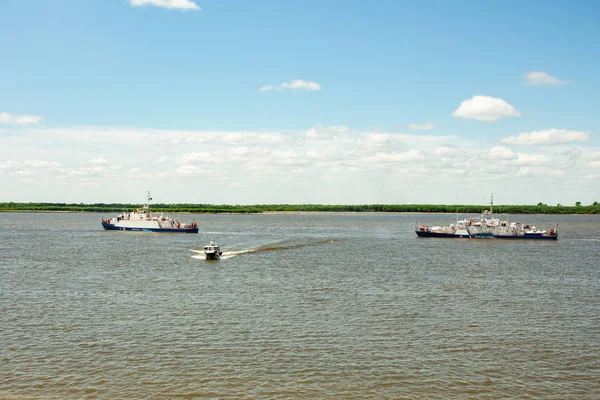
[1,212,598,398]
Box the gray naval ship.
[416,195,558,240]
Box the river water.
[1,212,598,399]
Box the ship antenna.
[144,191,153,216]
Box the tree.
[575,201,582,207]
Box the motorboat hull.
[204,252,221,260]
[203,240,222,259]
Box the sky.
[1,0,599,205]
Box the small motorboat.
[203,240,222,260]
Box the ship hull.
[416,230,558,240]
[415,230,470,238]
[493,234,558,240]
[102,222,198,233]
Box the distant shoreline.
[1,203,599,216]
[2,211,599,217]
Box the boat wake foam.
[190,238,336,260]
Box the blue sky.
[1,0,599,205]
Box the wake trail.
[190,238,337,260]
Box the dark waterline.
[1,212,599,399]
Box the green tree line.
[1,202,599,214]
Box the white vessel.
[203,240,222,260]
[101,192,198,233]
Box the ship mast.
[490,193,494,214]
[142,191,152,216]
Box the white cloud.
[487,146,516,160]
[89,158,109,165]
[258,84,275,92]
[501,129,589,146]
[516,166,565,177]
[8,160,62,176]
[524,71,569,86]
[259,79,321,92]
[219,132,283,145]
[305,124,351,139]
[23,160,62,168]
[361,150,425,163]
[408,122,435,130]
[175,165,208,175]
[178,152,213,165]
[452,95,521,122]
[583,151,600,161]
[0,112,43,125]
[584,174,600,181]
[3,124,600,204]
[365,132,392,145]
[392,133,457,147]
[228,146,252,157]
[129,0,200,10]
[69,166,109,177]
[364,132,407,150]
[511,153,549,166]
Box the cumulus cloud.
[89,158,109,165]
[6,160,62,176]
[583,151,600,161]
[433,146,458,157]
[501,129,589,146]
[0,112,43,125]
[178,152,215,164]
[408,122,435,130]
[260,80,322,92]
[516,167,562,177]
[305,124,351,139]
[3,123,600,204]
[129,0,200,10]
[487,146,516,160]
[361,150,425,163]
[22,160,62,168]
[452,95,521,122]
[524,71,569,86]
[69,166,109,177]
[219,132,283,145]
[365,132,392,145]
[505,153,549,166]
[364,132,402,149]
[175,165,207,175]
